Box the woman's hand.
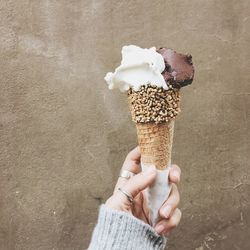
[105,146,182,236]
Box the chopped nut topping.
[128,85,181,124]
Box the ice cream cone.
[128,85,180,170]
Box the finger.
[154,208,182,235]
[123,146,141,170]
[132,193,149,224]
[169,164,181,184]
[122,166,156,198]
[159,183,180,218]
[114,147,141,192]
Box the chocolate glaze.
[157,48,194,88]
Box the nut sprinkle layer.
[128,85,181,124]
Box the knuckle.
[172,164,181,175]
[160,208,167,218]
[128,147,138,158]
[126,151,134,160]
[176,164,181,172]
[122,160,130,170]
[127,151,133,158]
[170,209,182,228]
[125,155,131,163]
[169,219,178,228]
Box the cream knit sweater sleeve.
[88,205,167,250]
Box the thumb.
[123,166,157,198]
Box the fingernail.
[144,166,155,176]
[172,171,180,182]
[155,224,164,234]
[163,205,172,218]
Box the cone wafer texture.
[136,121,174,170]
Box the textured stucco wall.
[0,0,250,249]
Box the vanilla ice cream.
[104,45,168,92]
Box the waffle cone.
[136,121,174,170]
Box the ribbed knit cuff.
[88,205,167,250]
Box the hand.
[105,146,182,236]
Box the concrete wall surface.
[0,0,250,249]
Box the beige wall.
[1,0,250,249]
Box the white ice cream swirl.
[104,45,167,92]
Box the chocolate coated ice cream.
[157,48,194,88]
